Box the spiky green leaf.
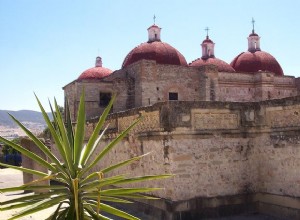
[65,99,74,149]
[0,184,67,193]
[90,202,140,220]
[81,175,125,192]
[53,98,74,176]
[35,94,69,170]
[1,190,67,206]
[113,174,173,186]
[80,94,116,166]
[8,196,66,220]
[7,113,62,169]
[0,163,48,177]
[100,187,161,196]
[80,117,141,176]
[86,196,132,204]
[0,137,55,172]
[74,91,86,167]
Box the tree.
[2,138,20,155]
[1,138,22,166]
[0,93,171,220]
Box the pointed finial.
[153,14,156,24]
[205,27,210,38]
[252,17,255,33]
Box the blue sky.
[1,0,300,111]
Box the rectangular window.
[169,92,178,101]
[99,92,112,107]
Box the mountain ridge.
[0,109,51,127]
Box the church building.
[62,20,300,219]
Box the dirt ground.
[0,168,56,220]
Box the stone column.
[21,137,49,193]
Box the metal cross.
[252,18,255,32]
[153,15,156,24]
[205,27,210,37]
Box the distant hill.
[0,110,52,127]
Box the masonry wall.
[64,82,76,120]
[21,138,49,193]
[137,60,203,105]
[84,97,300,205]
[218,71,298,102]
[64,61,299,124]
[64,80,113,121]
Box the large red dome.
[122,41,187,68]
[189,57,235,72]
[230,50,283,76]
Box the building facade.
[62,22,300,219]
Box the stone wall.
[21,138,49,193]
[63,80,114,121]
[61,60,300,218]
[82,96,300,218]
[138,60,202,105]
[218,71,298,102]
[64,61,299,124]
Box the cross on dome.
[205,27,210,38]
[147,16,161,42]
[201,27,215,59]
[248,18,261,52]
[252,17,255,34]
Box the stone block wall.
[21,138,49,193]
[83,96,300,205]
[63,80,114,121]
[138,60,202,105]
[252,134,300,197]
[64,62,300,125]
[218,71,298,102]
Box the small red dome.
[147,24,160,30]
[202,38,214,44]
[122,41,187,68]
[230,51,283,76]
[189,57,235,72]
[78,66,112,80]
[249,33,258,37]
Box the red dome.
[202,38,214,44]
[122,41,187,68]
[230,51,283,76]
[189,57,235,72]
[78,66,112,80]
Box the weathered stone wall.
[137,60,203,105]
[21,138,49,193]
[218,71,298,102]
[252,133,300,197]
[64,62,299,124]
[62,61,300,218]
[63,80,114,121]
[84,96,300,203]
[64,82,76,120]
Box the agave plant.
[0,93,171,220]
